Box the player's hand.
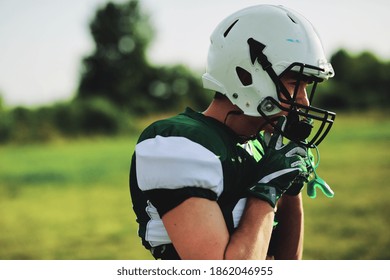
[247,116,308,207]
[285,149,314,195]
[285,147,335,198]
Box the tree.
[329,49,390,109]
[77,0,210,114]
[77,1,154,108]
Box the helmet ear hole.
[236,67,253,86]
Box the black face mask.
[285,110,313,143]
[248,38,336,148]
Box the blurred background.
[0,0,389,259]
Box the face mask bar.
[278,63,336,147]
[247,38,336,148]
[258,96,336,147]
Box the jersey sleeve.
[135,135,224,216]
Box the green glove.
[285,149,314,195]
[284,146,335,198]
[247,116,308,207]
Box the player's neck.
[203,97,266,140]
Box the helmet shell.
[202,5,334,116]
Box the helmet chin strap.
[223,110,250,142]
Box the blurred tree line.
[0,0,389,143]
[315,49,390,111]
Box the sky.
[0,0,389,107]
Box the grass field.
[0,112,389,260]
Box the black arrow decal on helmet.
[247,38,291,102]
[247,38,272,70]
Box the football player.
[130,4,335,259]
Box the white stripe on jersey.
[144,201,171,247]
[144,197,248,248]
[135,135,223,197]
[232,198,247,228]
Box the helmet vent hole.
[236,67,252,86]
[287,13,297,24]
[223,19,239,37]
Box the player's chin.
[262,115,283,133]
[263,124,274,133]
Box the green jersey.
[129,107,265,257]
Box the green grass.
[0,137,153,260]
[0,112,389,260]
[302,112,390,259]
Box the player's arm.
[162,116,307,259]
[270,194,304,259]
[162,196,274,260]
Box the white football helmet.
[202,5,336,147]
